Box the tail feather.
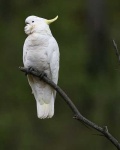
[36,95,54,119]
[28,75,55,119]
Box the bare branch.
[19,66,120,150]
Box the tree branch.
[19,66,120,150]
[113,39,120,63]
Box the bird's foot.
[25,67,35,76]
[25,67,47,79]
[38,71,47,80]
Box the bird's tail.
[36,94,54,119]
[27,75,55,119]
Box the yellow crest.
[45,16,58,25]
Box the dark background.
[0,0,120,149]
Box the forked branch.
[19,66,120,150]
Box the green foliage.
[0,0,120,149]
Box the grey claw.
[38,71,47,79]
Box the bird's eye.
[32,21,34,23]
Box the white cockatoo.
[23,15,59,119]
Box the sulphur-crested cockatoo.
[23,15,59,119]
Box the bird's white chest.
[23,34,50,71]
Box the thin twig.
[19,66,120,150]
[113,39,120,63]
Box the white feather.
[23,15,59,119]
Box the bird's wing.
[49,38,59,85]
[49,38,59,98]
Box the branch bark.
[19,66,120,150]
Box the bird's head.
[24,15,58,35]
